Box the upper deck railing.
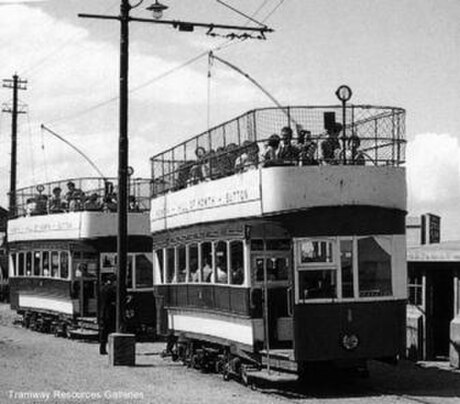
[11,177,151,219]
[150,105,406,197]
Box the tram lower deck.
[153,206,407,373]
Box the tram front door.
[252,253,293,349]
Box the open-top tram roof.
[150,105,406,197]
[11,177,152,219]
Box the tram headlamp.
[342,334,359,350]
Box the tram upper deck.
[8,177,151,242]
[150,105,406,232]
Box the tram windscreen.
[135,254,153,288]
[298,270,336,299]
[357,237,392,297]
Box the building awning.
[408,241,460,262]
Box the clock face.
[336,85,352,102]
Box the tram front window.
[299,270,336,299]
[358,237,392,297]
[60,251,69,279]
[135,254,153,288]
[255,257,289,282]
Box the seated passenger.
[202,258,212,283]
[66,181,85,211]
[48,187,66,213]
[84,193,101,211]
[189,146,209,184]
[235,141,260,172]
[128,195,139,212]
[103,192,117,212]
[321,123,342,164]
[215,258,228,284]
[34,193,48,215]
[25,198,36,216]
[262,134,281,166]
[231,264,244,285]
[298,130,318,165]
[277,126,299,164]
[189,259,200,282]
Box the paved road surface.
[1,304,459,403]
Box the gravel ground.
[1,303,460,404]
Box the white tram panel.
[8,211,150,242]
[150,165,406,232]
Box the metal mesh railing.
[13,177,152,218]
[150,105,406,197]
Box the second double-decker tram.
[8,177,156,337]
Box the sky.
[0,0,459,239]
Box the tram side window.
[135,254,153,288]
[18,253,24,276]
[340,239,354,298]
[60,252,69,279]
[33,251,41,276]
[230,241,244,285]
[299,240,333,264]
[188,244,199,282]
[26,252,32,276]
[166,247,175,284]
[357,237,392,297]
[214,241,228,284]
[154,249,164,284]
[11,254,17,277]
[298,270,337,299]
[51,251,59,278]
[201,242,213,283]
[42,251,50,277]
[176,246,186,283]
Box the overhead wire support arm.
[78,13,274,36]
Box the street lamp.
[146,0,168,19]
[79,0,272,366]
[335,85,352,164]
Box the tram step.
[69,328,99,340]
[260,349,297,373]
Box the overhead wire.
[262,0,286,23]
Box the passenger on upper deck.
[347,132,365,165]
[277,126,299,164]
[297,130,318,166]
[84,193,101,211]
[66,181,85,211]
[234,140,260,173]
[48,187,66,214]
[128,195,140,212]
[189,146,210,184]
[262,134,281,166]
[321,122,342,164]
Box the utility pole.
[79,0,273,366]
[2,75,27,217]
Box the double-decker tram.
[150,100,407,381]
[7,177,155,337]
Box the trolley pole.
[2,75,27,217]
